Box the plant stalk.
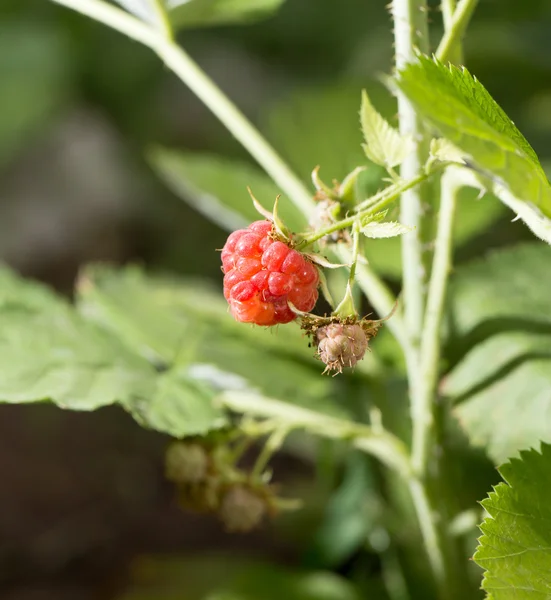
[413,168,458,473]
[436,0,480,63]
[297,169,438,249]
[391,1,457,597]
[391,0,430,363]
[220,391,412,477]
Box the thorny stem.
[392,0,457,597]
[413,168,458,474]
[392,0,430,361]
[436,0,480,63]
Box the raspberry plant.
[6,0,551,599]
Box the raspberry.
[165,442,209,484]
[221,220,319,326]
[218,485,267,532]
[316,322,368,373]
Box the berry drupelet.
[221,220,319,326]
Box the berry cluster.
[221,220,319,326]
[165,441,275,532]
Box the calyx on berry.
[301,313,386,374]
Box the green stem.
[392,1,456,597]
[50,0,315,217]
[441,0,456,28]
[436,0,480,63]
[407,478,449,597]
[219,391,412,477]
[413,168,458,474]
[391,0,430,375]
[251,428,290,480]
[297,171,433,248]
[440,0,463,64]
[335,246,408,351]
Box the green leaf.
[445,244,551,463]
[124,366,227,437]
[396,56,551,235]
[361,221,411,239]
[77,265,343,418]
[360,90,413,169]
[148,148,306,233]
[0,265,226,436]
[448,243,551,338]
[475,443,551,599]
[166,0,285,29]
[0,266,156,410]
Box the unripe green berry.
[165,442,208,484]
[218,485,267,532]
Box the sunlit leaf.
[475,443,551,599]
[360,90,413,169]
[0,266,156,410]
[396,56,551,241]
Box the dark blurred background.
[1,0,551,598]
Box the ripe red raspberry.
[221,220,319,326]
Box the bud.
[165,442,209,484]
[218,485,267,532]
[316,322,368,374]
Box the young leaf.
[166,0,285,29]
[148,148,306,233]
[361,221,411,239]
[475,443,551,598]
[395,56,551,239]
[360,90,413,169]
